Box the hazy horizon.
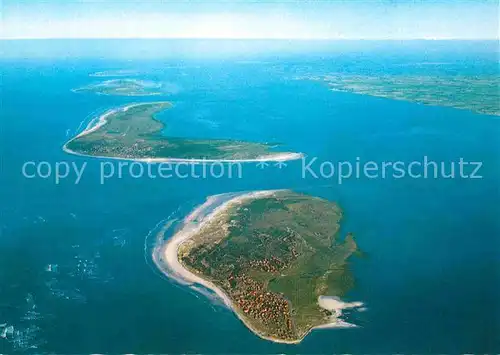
[1,0,498,40]
[2,38,498,60]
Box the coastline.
[63,102,304,163]
[152,190,363,344]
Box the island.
[153,190,364,344]
[64,102,301,162]
[300,73,500,116]
[73,79,162,96]
[90,70,141,77]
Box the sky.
[1,0,499,40]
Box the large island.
[64,102,301,162]
[300,73,500,116]
[153,190,364,343]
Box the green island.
[177,190,361,343]
[73,79,162,96]
[64,102,299,161]
[303,74,499,116]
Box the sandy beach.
[73,102,169,139]
[152,190,364,344]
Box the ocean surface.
[0,40,498,353]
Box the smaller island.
[153,190,364,344]
[64,102,301,162]
[90,70,141,77]
[73,79,162,96]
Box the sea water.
[0,40,498,353]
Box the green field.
[179,191,360,342]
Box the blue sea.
[0,40,498,353]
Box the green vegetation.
[179,191,359,342]
[74,79,162,96]
[65,102,293,160]
[304,74,500,116]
